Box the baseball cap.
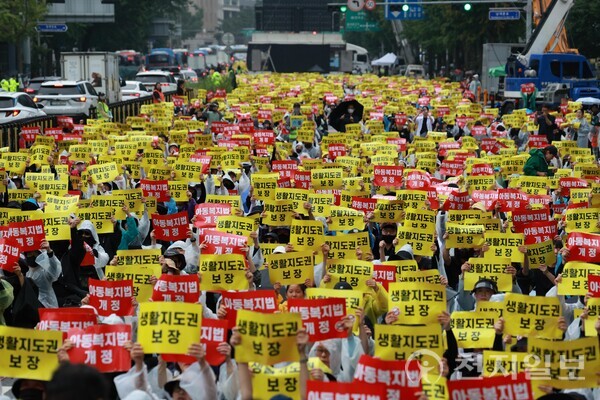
[472,278,498,294]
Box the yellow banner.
[235,310,301,365]
[388,282,446,324]
[289,220,324,250]
[138,302,202,354]
[397,207,436,256]
[322,259,373,292]
[199,254,248,291]
[583,297,600,337]
[421,374,449,400]
[448,210,492,224]
[503,293,562,339]
[87,162,120,184]
[445,223,485,248]
[399,269,441,285]
[485,231,524,263]
[558,261,600,296]
[267,250,314,286]
[464,257,513,292]
[30,145,52,165]
[105,265,162,302]
[528,336,600,389]
[90,195,127,220]
[0,326,62,381]
[450,311,497,349]
[396,190,429,209]
[372,199,403,223]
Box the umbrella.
[577,97,600,106]
[488,65,506,77]
[328,99,364,132]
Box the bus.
[173,48,189,67]
[188,50,208,76]
[146,48,176,70]
[116,50,144,79]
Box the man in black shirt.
[535,104,559,143]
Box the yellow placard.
[450,311,497,348]
[485,231,524,263]
[0,326,62,381]
[308,193,334,217]
[76,207,115,234]
[388,281,446,324]
[262,200,294,227]
[87,162,120,184]
[397,207,436,257]
[275,188,310,214]
[199,254,249,291]
[216,215,256,237]
[42,212,71,241]
[464,257,513,292]
[252,369,299,400]
[289,219,324,250]
[565,208,600,233]
[445,223,485,248]
[206,194,241,211]
[328,206,364,231]
[374,323,444,365]
[235,310,301,365]
[267,250,314,286]
[311,168,344,190]
[90,195,126,220]
[173,161,203,181]
[528,336,600,389]
[44,194,79,213]
[252,173,279,201]
[138,302,202,354]
[325,231,370,261]
[322,259,373,292]
[116,249,161,266]
[526,240,556,269]
[518,176,549,195]
[105,265,162,302]
[558,261,600,296]
[503,293,562,339]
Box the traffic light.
[464,3,472,11]
[402,4,410,12]
[389,4,403,13]
[340,5,347,12]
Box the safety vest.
[153,89,165,103]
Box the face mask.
[19,389,44,400]
[381,235,395,244]
[347,108,354,114]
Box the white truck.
[60,52,122,103]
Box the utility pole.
[525,0,533,44]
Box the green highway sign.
[344,10,381,32]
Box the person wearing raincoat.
[24,239,62,308]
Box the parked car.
[0,92,46,124]
[33,80,99,117]
[134,71,177,94]
[173,69,198,83]
[24,76,62,95]
[122,80,152,101]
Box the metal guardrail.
[0,88,199,151]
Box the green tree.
[566,1,600,58]
[218,6,255,42]
[181,3,204,41]
[0,0,48,71]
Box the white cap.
[273,246,286,254]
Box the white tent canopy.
[371,53,397,67]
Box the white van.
[346,43,371,74]
[404,64,427,78]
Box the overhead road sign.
[385,0,423,20]
[489,9,521,21]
